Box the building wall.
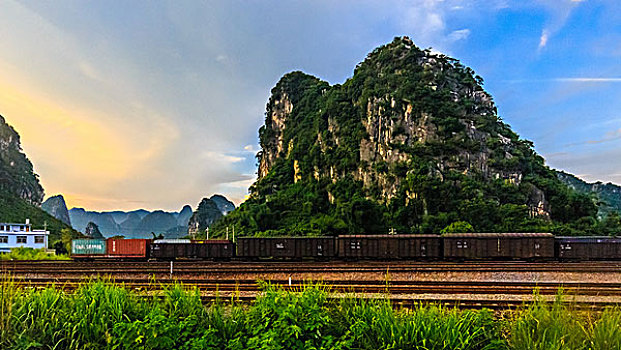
[0,223,49,253]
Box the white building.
[0,219,49,253]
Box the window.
[0,236,7,243]
[35,236,45,244]
[20,226,24,231]
[16,236,27,244]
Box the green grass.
[0,247,70,261]
[0,279,620,349]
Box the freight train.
[71,233,621,261]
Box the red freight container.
[106,239,149,258]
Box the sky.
[0,0,619,211]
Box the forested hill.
[557,171,621,216]
[0,115,44,204]
[0,115,79,245]
[211,37,616,237]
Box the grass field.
[0,278,619,349]
[0,247,70,261]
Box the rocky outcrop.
[211,36,605,237]
[256,37,548,217]
[188,198,223,233]
[0,115,44,204]
[84,221,104,239]
[41,195,72,226]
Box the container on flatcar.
[556,236,621,260]
[236,237,336,259]
[337,235,441,259]
[443,232,554,260]
[106,238,150,259]
[150,239,233,260]
[71,239,106,258]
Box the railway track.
[3,260,621,275]
[3,261,621,310]
[5,277,621,310]
[7,278,621,296]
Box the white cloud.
[555,78,621,82]
[538,29,549,49]
[243,144,259,153]
[448,29,471,42]
[535,0,585,51]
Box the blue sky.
[0,0,619,210]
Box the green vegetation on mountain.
[0,189,80,247]
[0,115,80,247]
[0,115,44,205]
[557,171,621,216]
[212,37,614,237]
[188,198,224,234]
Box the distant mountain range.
[41,194,235,239]
[557,171,621,217]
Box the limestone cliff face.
[256,37,549,217]
[259,93,294,178]
[41,195,72,226]
[0,115,44,205]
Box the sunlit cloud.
[538,29,549,49]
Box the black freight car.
[556,236,621,260]
[150,239,234,260]
[443,233,555,260]
[236,237,336,260]
[337,235,441,260]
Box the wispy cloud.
[538,29,549,49]
[565,128,621,147]
[505,77,621,83]
[448,29,471,42]
[555,78,621,82]
[536,0,585,51]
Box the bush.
[1,280,620,349]
[0,247,70,261]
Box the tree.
[441,221,474,234]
